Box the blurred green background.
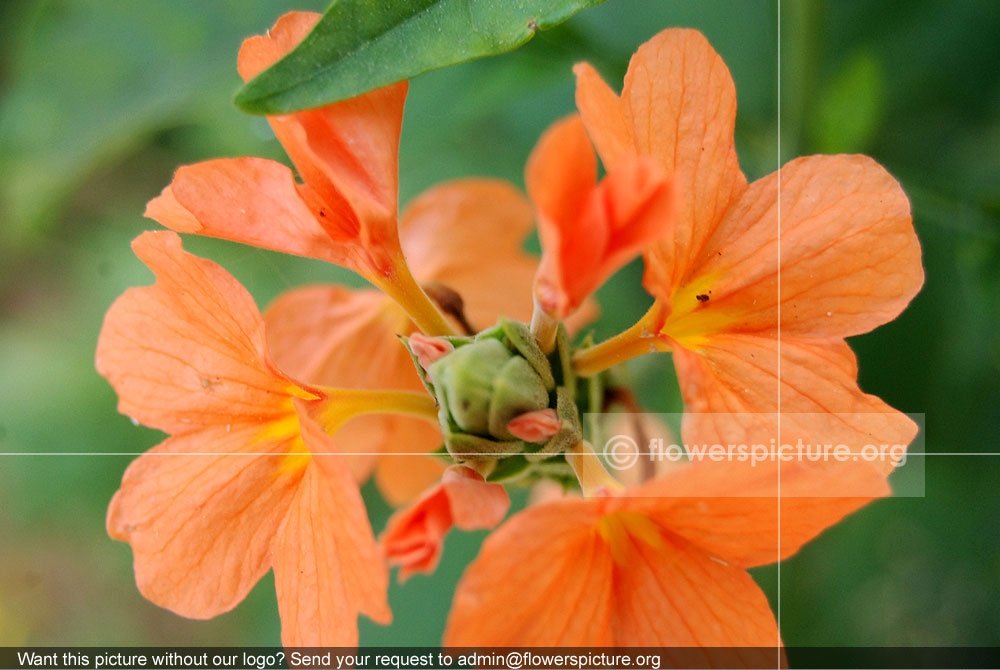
[2,0,998,649]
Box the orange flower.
[263,179,543,505]
[144,11,451,337]
[571,29,924,452]
[382,465,510,583]
[527,115,676,322]
[445,457,888,646]
[96,231,439,645]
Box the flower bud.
[402,319,583,466]
[430,337,550,446]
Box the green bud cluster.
[404,319,584,480]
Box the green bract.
[403,319,584,478]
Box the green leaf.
[234,0,605,114]
[808,49,886,154]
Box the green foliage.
[809,49,885,153]
[0,0,326,261]
[234,0,605,114]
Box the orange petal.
[528,116,675,318]
[265,285,416,390]
[273,408,390,646]
[607,522,781,647]
[672,335,918,476]
[264,84,407,262]
[659,155,923,339]
[572,62,631,168]
[236,12,320,81]
[576,29,747,291]
[145,158,382,275]
[399,179,540,332]
[106,424,305,619]
[238,12,406,273]
[446,495,783,647]
[265,285,402,489]
[142,183,200,232]
[264,285,444,503]
[95,231,305,434]
[526,115,595,319]
[382,465,509,582]
[527,115,597,242]
[444,500,614,645]
[372,417,447,507]
[628,458,888,568]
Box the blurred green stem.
[780,0,821,160]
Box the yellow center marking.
[597,511,665,566]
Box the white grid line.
[776,0,784,658]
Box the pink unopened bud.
[409,332,454,371]
[507,408,561,443]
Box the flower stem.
[571,302,669,377]
[566,441,624,497]
[529,294,559,354]
[375,253,457,337]
[316,388,440,434]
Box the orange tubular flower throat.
[96,231,439,645]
